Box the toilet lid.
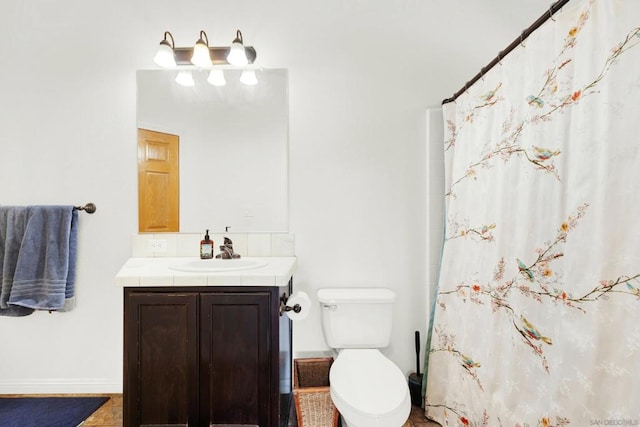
[330,349,408,417]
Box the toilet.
[317,287,411,427]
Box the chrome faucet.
[215,237,241,259]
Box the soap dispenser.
[200,229,214,259]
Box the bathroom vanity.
[116,257,297,427]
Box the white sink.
[169,258,268,273]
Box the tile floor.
[6,393,441,426]
[406,405,442,427]
[82,394,122,426]
[85,394,441,426]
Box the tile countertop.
[115,257,297,287]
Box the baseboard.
[0,378,122,394]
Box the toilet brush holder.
[409,330,423,406]
[408,372,423,406]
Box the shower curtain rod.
[442,0,572,105]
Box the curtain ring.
[549,7,556,21]
[520,31,527,48]
[497,51,503,66]
[480,67,485,81]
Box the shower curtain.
[425,0,640,425]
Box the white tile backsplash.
[131,232,295,258]
[131,234,151,257]
[247,234,272,257]
[176,234,201,257]
[162,234,178,257]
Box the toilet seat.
[330,349,411,427]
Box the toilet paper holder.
[279,293,302,317]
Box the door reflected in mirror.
[136,69,289,232]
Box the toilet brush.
[408,330,423,406]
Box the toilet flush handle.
[322,304,337,311]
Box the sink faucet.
[216,237,241,259]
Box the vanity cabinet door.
[124,286,283,427]
[124,291,199,427]
[199,290,279,427]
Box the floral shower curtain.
[425,1,640,425]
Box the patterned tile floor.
[6,393,441,426]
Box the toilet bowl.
[317,288,411,427]
[329,348,411,427]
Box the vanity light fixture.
[207,69,226,86]
[153,32,177,68]
[153,29,256,67]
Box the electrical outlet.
[148,239,168,252]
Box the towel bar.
[74,203,96,214]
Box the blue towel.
[1,205,78,311]
[60,207,78,312]
[0,206,35,316]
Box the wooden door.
[124,290,199,427]
[138,129,179,232]
[200,290,279,427]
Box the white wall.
[0,0,547,392]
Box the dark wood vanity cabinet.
[124,285,291,427]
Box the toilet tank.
[317,288,396,349]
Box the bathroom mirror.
[136,69,289,232]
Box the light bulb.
[227,30,248,66]
[175,70,195,87]
[207,69,226,86]
[191,42,212,68]
[191,31,212,67]
[227,44,248,66]
[154,41,176,68]
[240,70,258,85]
